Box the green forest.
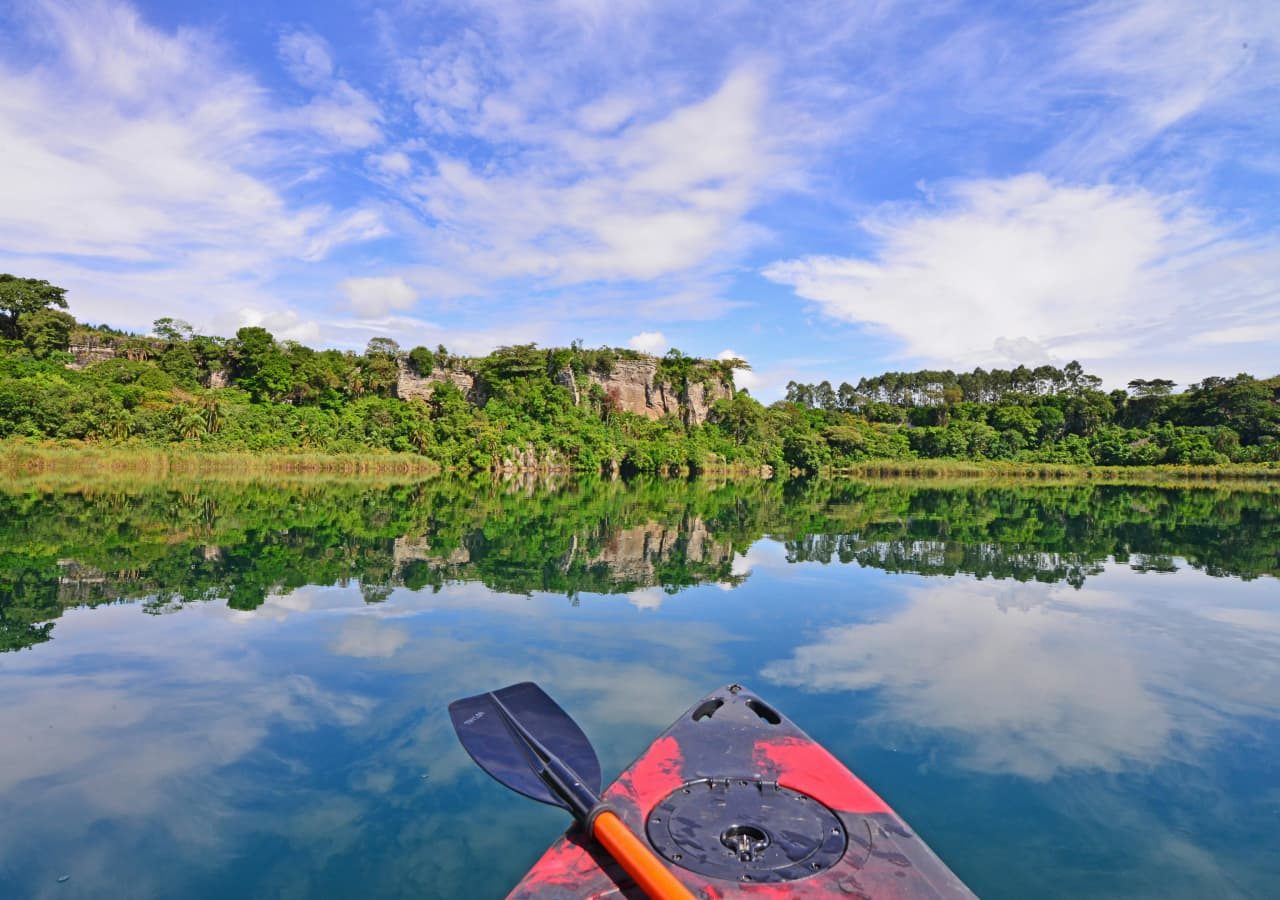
[3,475,1278,652]
[2,273,1279,472]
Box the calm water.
[2,476,1279,898]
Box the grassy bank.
[825,458,1280,484]
[1,442,441,477]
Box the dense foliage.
[1,274,1278,472]
[4,475,1278,651]
[781,364,1280,469]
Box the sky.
[1,0,1277,399]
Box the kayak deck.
[509,684,974,899]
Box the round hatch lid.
[645,777,847,883]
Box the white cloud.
[237,306,321,343]
[400,65,784,286]
[339,276,418,316]
[295,82,383,149]
[626,588,665,611]
[1194,321,1280,345]
[763,566,1280,780]
[627,330,667,354]
[715,348,758,392]
[277,31,382,149]
[576,92,642,132]
[367,150,412,176]
[278,30,334,87]
[0,1,386,336]
[764,174,1280,382]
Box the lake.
[1,475,1278,898]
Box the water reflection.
[767,575,1204,778]
[1,476,1279,898]
[3,477,1279,651]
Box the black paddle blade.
[449,682,602,809]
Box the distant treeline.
[781,364,1280,467]
[1,273,1278,471]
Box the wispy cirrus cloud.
[0,0,386,336]
[1044,0,1277,178]
[1,0,1277,379]
[386,66,785,285]
[760,0,1280,385]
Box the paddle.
[449,682,694,900]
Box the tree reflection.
[2,476,1277,650]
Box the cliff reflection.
[3,476,1278,651]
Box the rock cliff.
[394,359,486,404]
[581,358,732,425]
[399,354,732,425]
[66,340,118,370]
[67,340,731,427]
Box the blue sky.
[1,0,1276,398]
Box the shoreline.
[3,441,1279,486]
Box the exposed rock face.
[63,342,730,434]
[583,359,731,425]
[206,369,230,389]
[681,378,733,426]
[66,341,118,370]
[555,366,580,405]
[395,359,486,404]
[397,354,728,425]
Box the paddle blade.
[449,682,602,809]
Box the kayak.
[508,684,975,899]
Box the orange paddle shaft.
[591,810,695,900]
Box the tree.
[229,327,293,403]
[366,337,400,357]
[159,344,201,386]
[18,308,76,357]
[814,380,837,411]
[1128,378,1175,398]
[359,339,401,396]
[152,318,193,343]
[407,346,434,376]
[709,391,765,446]
[0,275,68,339]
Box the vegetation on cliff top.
[1,273,1278,473]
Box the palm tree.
[174,405,207,440]
[200,396,224,434]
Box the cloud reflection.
[764,566,1280,780]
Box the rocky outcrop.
[61,340,730,430]
[66,341,118,370]
[395,359,486,405]
[681,378,733,426]
[206,369,230,389]
[398,354,729,425]
[582,359,732,426]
